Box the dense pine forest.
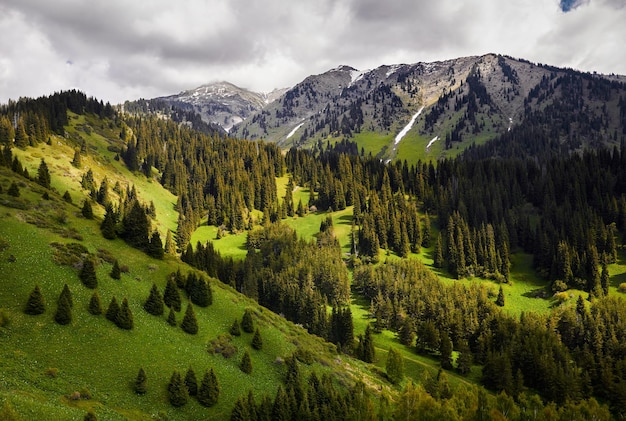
[1,86,626,420]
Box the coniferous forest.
[1,75,626,420]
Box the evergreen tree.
[440,331,453,370]
[7,182,19,197]
[134,368,147,395]
[252,328,263,350]
[167,307,177,326]
[181,303,198,334]
[197,368,219,407]
[386,347,404,384]
[163,278,181,311]
[240,349,253,374]
[37,159,51,189]
[116,298,133,330]
[120,200,150,250]
[59,284,73,308]
[24,285,45,315]
[456,339,473,375]
[88,291,102,315]
[96,177,109,206]
[72,149,82,168]
[422,213,431,247]
[101,204,117,240]
[230,396,251,421]
[184,367,198,397]
[81,200,94,219]
[164,229,177,255]
[62,190,72,204]
[271,386,290,421]
[79,258,98,289]
[147,231,164,259]
[106,296,120,323]
[433,234,444,268]
[230,319,241,336]
[143,283,164,316]
[83,410,97,421]
[601,261,610,296]
[241,308,254,333]
[167,371,188,407]
[496,285,505,307]
[54,292,72,325]
[359,324,376,363]
[110,259,121,280]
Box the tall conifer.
[24,285,45,315]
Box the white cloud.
[0,0,624,104]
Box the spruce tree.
[110,259,121,280]
[360,324,376,363]
[7,182,19,197]
[163,278,181,311]
[240,349,253,374]
[167,371,188,407]
[252,328,263,350]
[181,303,198,334]
[62,190,72,204]
[230,319,241,336]
[167,307,177,326]
[439,331,453,370]
[601,261,610,296]
[386,347,404,384]
[37,159,51,189]
[143,283,164,316]
[54,292,72,325]
[59,284,73,308]
[456,339,473,375]
[164,229,177,255]
[101,205,117,240]
[184,367,198,397]
[116,298,133,330]
[79,258,98,289]
[72,149,82,168]
[496,285,505,307]
[197,368,219,407]
[88,291,102,315]
[230,396,251,421]
[81,200,94,219]
[24,285,45,315]
[106,296,120,323]
[147,231,164,259]
[241,308,254,333]
[134,367,147,395]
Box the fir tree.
[163,278,181,312]
[147,231,164,259]
[167,307,177,326]
[439,331,453,370]
[106,296,120,323]
[110,259,121,280]
[167,371,188,407]
[24,285,45,315]
[79,258,98,289]
[143,283,164,316]
[271,386,290,421]
[197,368,219,407]
[81,200,94,219]
[252,328,263,350]
[54,292,72,325]
[37,159,51,189]
[7,182,19,197]
[230,319,241,336]
[601,261,610,296]
[496,285,505,307]
[456,339,473,375]
[72,149,82,168]
[62,190,72,204]
[184,367,198,397]
[241,308,254,333]
[240,349,253,374]
[134,368,147,395]
[386,347,404,384]
[359,324,376,363]
[116,298,133,330]
[181,303,198,334]
[433,234,444,268]
[59,284,73,308]
[230,396,251,421]
[101,204,117,240]
[88,291,102,315]
[164,229,177,255]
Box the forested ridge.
[1,89,626,419]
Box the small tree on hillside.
[8,182,20,197]
[79,258,98,289]
[88,291,102,315]
[54,292,72,325]
[252,328,263,350]
[181,303,198,334]
[496,285,505,307]
[59,284,73,309]
[81,200,94,219]
[62,190,72,204]
[83,410,97,421]
[134,367,147,395]
[241,308,254,333]
[386,347,405,384]
[229,319,241,336]
[167,371,188,407]
[240,350,253,374]
[37,159,51,189]
[197,368,219,407]
[143,283,164,316]
[24,285,45,315]
[163,278,181,312]
[72,149,82,168]
[116,298,133,330]
[106,296,120,323]
[101,204,117,240]
[184,367,198,397]
[147,231,164,259]
[167,307,177,326]
[110,259,121,280]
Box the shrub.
[240,350,253,374]
[207,334,238,358]
[134,368,147,395]
[619,283,626,293]
[241,308,254,333]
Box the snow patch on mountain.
[426,136,439,150]
[286,121,305,139]
[394,107,425,145]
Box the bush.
[207,334,238,358]
[619,283,626,293]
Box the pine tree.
[440,331,453,370]
[110,259,121,280]
[62,190,72,204]
[163,278,181,312]
[456,339,473,375]
[181,303,198,334]
[134,368,147,395]
[360,324,376,363]
[241,308,254,333]
[197,368,219,407]
[601,261,610,296]
[167,371,188,407]
[37,159,51,189]
[240,349,253,374]
[116,298,133,330]
[59,284,73,308]
[7,182,19,197]
[24,285,45,315]
[143,283,164,316]
[88,291,102,315]
[54,292,72,325]
[101,204,117,240]
[167,307,177,326]
[252,328,263,350]
[147,231,164,259]
[164,229,177,255]
[79,258,98,289]
[184,367,198,396]
[433,234,444,268]
[386,347,404,384]
[496,285,505,307]
[72,149,82,168]
[230,319,241,336]
[422,213,431,247]
[271,386,290,421]
[230,396,251,421]
[106,296,120,323]
[81,200,94,219]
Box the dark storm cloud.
[0,0,624,104]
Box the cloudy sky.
[0,0,624,104]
